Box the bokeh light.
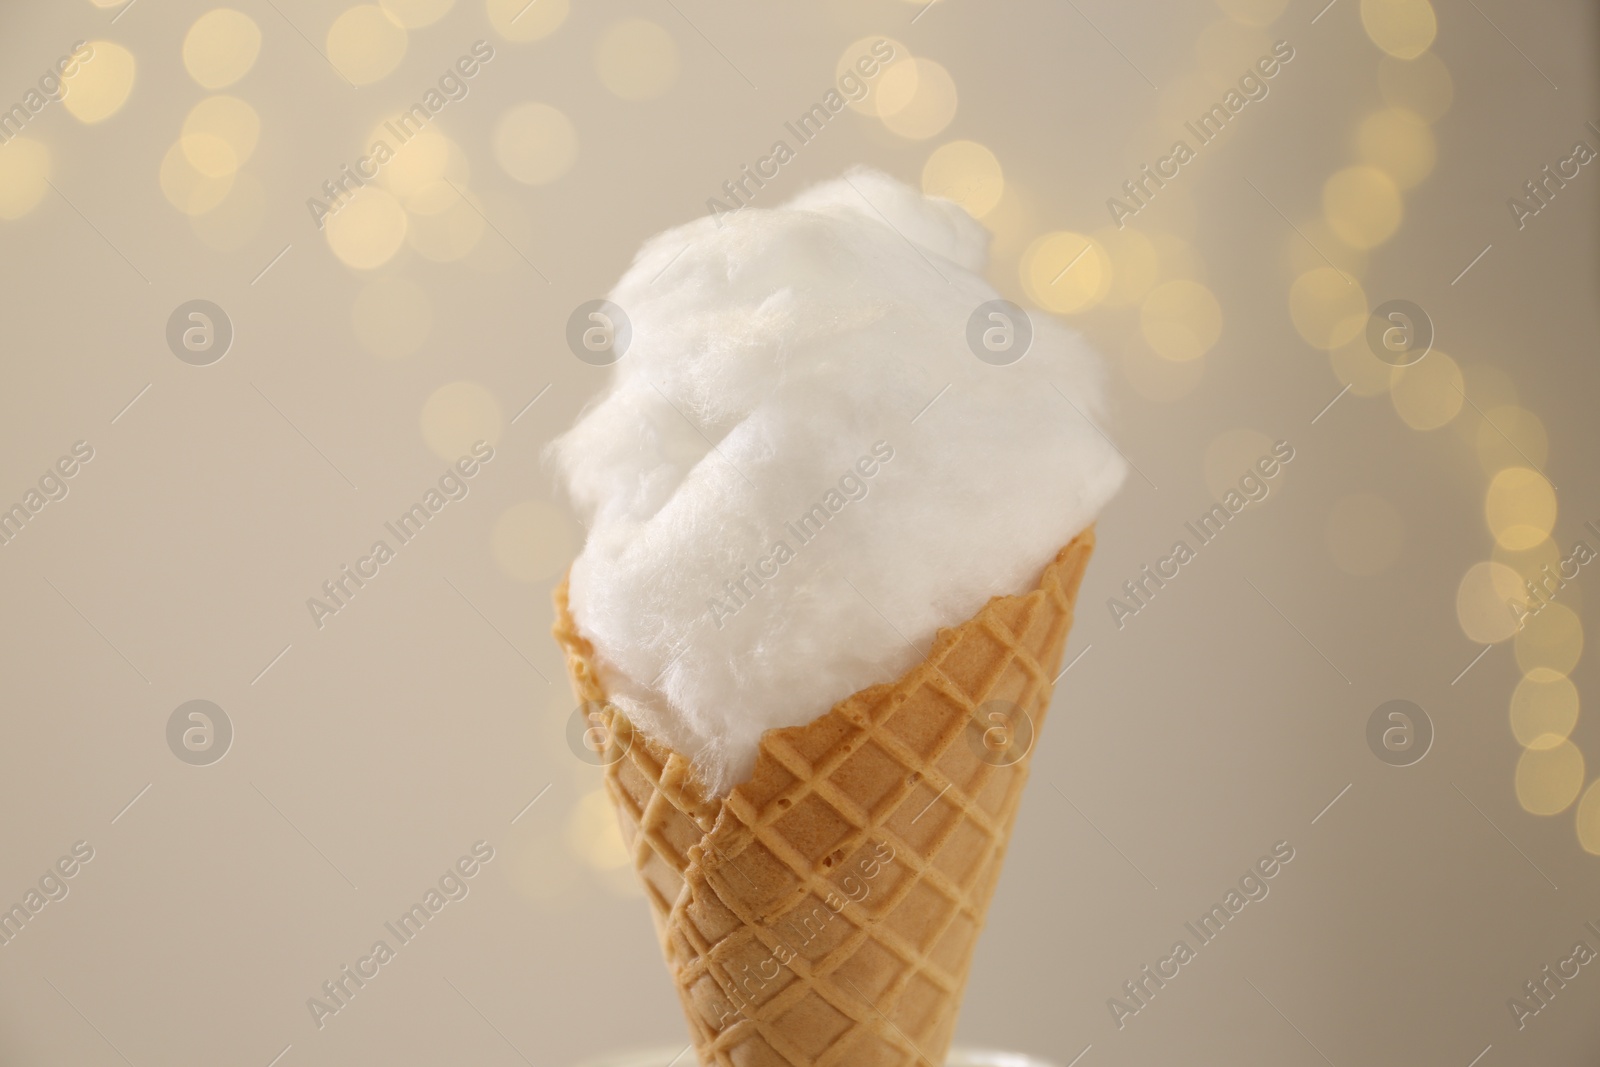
[352,276,432,358]
[1021,231,1110,314]
[568,789,631,870]
[1360,0,1438,60]
[1455,560,1524,644]
[878,58,957,140]
[1510,668,1579,750]
[1577,781,1600,855]
[1141,280,1223,361]
[1326,494,1405,576]
[1322,165,1402,249]
[62,41,135,124]
[921,140,1004,218]
[1515,602,1583,675]
[1289,267,1366,349]
[372,124,466,202]
[381,0,453,28]
[836,36,912,117]
[494,102,577,185]
[327,6,408,86]
[492,501,578,583]
[324,186,409,269]
[1515,740,1585,816]
[1389,349,1462,430]
[160,140,235,215]
[1355,107,1435,189]
[1485,467,1557,551]
[0,138,51,221]
[1378,51,1452,121]
[182,96,260,178]
[420,381,503,460]
[1095,227,1161,310]
[595,20,679,101]
[487,0,569,42]
[183,9,261,89]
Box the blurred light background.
[0,0,1596,1064]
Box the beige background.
[1,0,1597,1064]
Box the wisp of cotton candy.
[547,167,1126,796]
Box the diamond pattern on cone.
[553,529,1095,1067]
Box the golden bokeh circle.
[1322,165,1403,249]
[420,381,503,460]
[1515,740,1585,816]
[1095,227,1162,310]
[487,0,569,42]
[1329,336,1397,396]
[1485,467,1557,552]
[183,9,262,89]
[921,140,1004,219]
[1140,280,1223,361]
[1021,231,1110,315]
[1510,668,1579,750]
[879,58,958,140]
[1289,268,1366,350]
[1577,780,1600,855]
[63,41,136,124]
[492,500,578,583]
[160,140,235,215]
[1355,107,1435,190]
[182,96,260,177]
[381,0,453,28]
[327,5,408,86]
[324,187,409,270]
[835,37,911,117]
[568,789,630,870]
[595,19,679,100]
[1515,602,1583,676]
[353,277,432,358]
[0,138,51,221]
[1456,560,1524,644]
[1326,494,1405,576]
[1390,349,1462,430]
[1360,0,1438,59]
[494,102,578,185]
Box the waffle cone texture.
[552,529,1095,1067]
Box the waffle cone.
[552,529,1095,1066]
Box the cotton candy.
[547,167,1125,795]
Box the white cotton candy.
[548,167,1126,795]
